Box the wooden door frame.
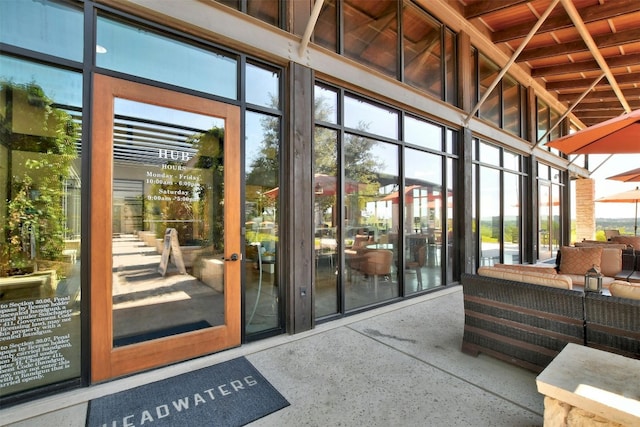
[90,74,241,382]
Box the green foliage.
[1,81,78,276]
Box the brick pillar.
[575,178,596,242]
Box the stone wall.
[544,397,625,427]
[575,178,596,243]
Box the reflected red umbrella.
[379,185,421,203]
[264,174,360,198]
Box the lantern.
[584,265,603,294]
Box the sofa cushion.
[558,246,602,275]
[609,280,640,300]
[477,266,572,289]
[563,274,615,288]
[574,241,628,250]
[493,263,557,275]
[600,247,623,277]
[611,235,640,249]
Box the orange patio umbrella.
[607,167,640,183]
[546,109,640,155]
[596,187,640,236]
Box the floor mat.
[113,320,211,347]
[86,357,289,426]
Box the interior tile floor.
[2,286,544,426]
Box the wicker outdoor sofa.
[461,272,640,373]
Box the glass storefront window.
[504,150,521,172]
[503,76,521,137]
[313,127,338,318]
[445,157,455,283]
[0,0,83,62]
[246,63,280,109]
[538,100,550,145]
[215,0,281,27]
[97,16,238,100]
[538,183,552,260]
[479,167,500,266]
[479,141,500,166]
[405,116,442,151]
[314,85,338,124]
[446,128,456,155]
[404,148,443,293]
[445,29,456,106]
[549,108,562,156]
[478,55,500,127]
[315,84,455,318]
[344,95,398,139]
[244,110,280,333]
[475,143,524,267]
[403,3,442,98]
[0,57,82,398]
[343,0,398,78]
[503,172,521,264]
[344,137,399,310]
[247,0,280,27]
[551,184,561,254]
[316,0,338,52]
[316,1,457,105]
[470,47,478,114]
[538,163,550,179]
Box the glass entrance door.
[90,75,241,382]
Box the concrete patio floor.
[2,286,544,427]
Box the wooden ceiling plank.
[464,0,534,19]
[493,0,640,43]
[518,27,640,62]
[417,0,586,128]
[577,111,627,119]
[558,88,640,102]
[546,71,640,90]
[559,0,631,113]
[532,52,640,77]
[573,101,640,111]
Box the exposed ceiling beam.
[559,0,631,113]
[493,0,640,43]
[532,53,640,78]
[574,108,625,120]
[517,27,640,62]
[558,87,640,103]
[464,0,561,125]
[545,71,640,91]
[580,119,619,127]
[572,101,640,111]
[464,0,533,19]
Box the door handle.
[223,253,240,261]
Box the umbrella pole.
[636,200,638,236]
